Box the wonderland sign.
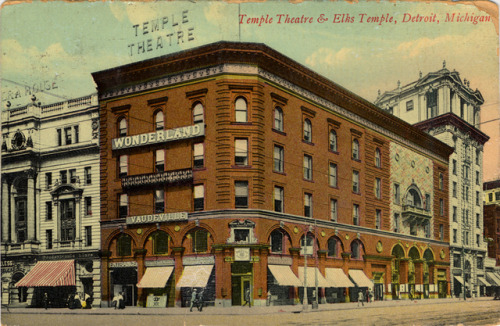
[121,169,193,188]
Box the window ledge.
[303,179,314,183]
[302,140,314,146]
[232,122,252,126]
[273,171,287,176]
[329,150,339,155]
[272,129,286,136]
[193,167,207,171]
[231,165,252,169]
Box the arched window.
[235,97,248,122]
[155,111,164,130]
[352,139,360,160]
[152,231,169,255]
[303,119,312,142]
[118,117,127,137]
[351,240,363,259]
[270,229,284,253]
[274,107,283,131]
[329,130,337,152]
[327,237,339,257]
[193,102,204,124]
[117,233,132,256]
[300,233,314,256]
[375,148,381,167]
[192,229,209,253]
[406,188,422,208]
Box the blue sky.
[1,0,498,178]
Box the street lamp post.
[313,220,318,309]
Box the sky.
[0,0,498,180]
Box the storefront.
[109,261,138,307]
[267,264,301,306]
[176,256,215,307]
[324,268,353,303]
[137,264,175,308]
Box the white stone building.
[1,94,101,307]
[375,62,490,297]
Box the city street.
[2,298,500,326]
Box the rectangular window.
[476,171,480,185]
[353,204,360,226]
[84,167,91,185]
[57,129,62,146]
[155,149,165,172]
[375,178,381,199]
[330,199,337,222]
[64,127,72,145]
[439,173,443,190]
[452,182,457,198]
[425,223,431,238]
[490,193,494,202]
[119,155,128,177]
[235,139,248,166]
[60,199,76,242]
[496,192,500,201]
[194,184,204,211]
[352,170,360,193]
[60,170,68,184]
[425,194,431,211]
[85,226,92,247]
[375,209,381,229]
[46,230,53,249]
[406,100,414,111]
[410,222,417,236]
[440,199,444,216]
[394,183,400,204]
[476,213,480,228]
[476,234,480,247]
[454,254,461,268]
[274,145,284,173]
[74,125,79,144]
[476,191,480,206]
[154,189,165,213]
[304,193,312,217]
[394,213,400,233]
[46,202,52,220]
[274,186,284,213]
[439,224,444,241]
[69,169,77,183]
[193,143,204,169]
[119,194,128,218]
[235,181,248,208]
[329,163,337,187]
[303,155,312,180]
[46,172,52,188]
[452,159,457,175]
[85,197,92,216]
[466,231,469,245]
[193,230,208,253]
[453,206,457,222]
[477,257,484,269]
[453,229,457,243]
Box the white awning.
[137,266,174,288]
[325,268,355,288]
[268,265,302,287]
[176,265,213,288]
[478,277,491,287]
[454,275,464,285]
[486,272,500,286]
[348,270,373,289]
[298,267,330,288]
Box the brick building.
[92,42,453,308]
[484,180,500,263]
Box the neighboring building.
[92,41,453,308]
[375,62,490,297]
[1,94,101,307]
[484,180,500,265]
[484,179,500,205]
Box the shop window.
[375,148,381,167]
[119,155,128,177]
[270,230,283,253]
[274,145,284,173]
[303,119,312,142]
[353,204,360,226]
[274,106,283,131]
[119,194,128,218]
[155,150,165,172]
[235,97,248,122]
[303,155,312,180]
[304,193,312,218]
[300,233,314,256]
[60,199,76,242]
[351,240,362,259]
[118,117,127,137]
[154,189,165,213]
[193,229,208,253]
[329,163,337,187]
[235,139,248,166]
[194,184,204,211]
[153,231,169,255]
[155,111,164,130]
[330,199,337,222]
[274,186,284,213]
[193,102,204,124]
[193,143,204,169]
[352,139,360,160]
[327,237,339,257]
[84,167,92,185]
[329,130,337,152]
[117,233,132,256]
[352,170,360,193]
[235,181,248,208]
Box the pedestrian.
[357,290,364,307]
[43,292,49,310]
[242,287,251,307]
[117,292,125,309]
[112,293,118,309]
[84,293,92,309]
[366,289,370,303]
[197,289,205,312]
[73,293,82,309]
[68,293,75,309]
[369,289,374,302]
[266,290,272,306]
[189,288,197,312]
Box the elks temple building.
[92,42,453,308]
[1,94,101,307]
[375,63,490,298]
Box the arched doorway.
[391,245,405,300]
[11,272,28,304]
[423,249,434,299]
[408,247,420,299]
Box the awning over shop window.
[486,272,500,286]
[454,275,464,285]
[15,260,75,287]
[176,265,213,288]
[325,268,355,288]
[268,265,302,287]
[348,269,373,289]
[137,266,174,288]
[478,277,491,287]
[298,267,330,288]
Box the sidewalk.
[2,297,493,316]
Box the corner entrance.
[231,262,252,306]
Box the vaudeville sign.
[126,212,188,225]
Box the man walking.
[242,287,251,307]
[189,288,197,312]
[357,290,364,307]
[43,292,49,310]
[197,289,205,312]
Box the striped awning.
[486,272,500,286]
[137,266,174,288]
[325,268,355,288]
[298,267,330,288]
[268,265,302,287]
[478,277,491,287]
[16,260,75,287]
[176,265,213,288]
[348,269,373,289]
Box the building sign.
[126,212,188,225]
[109,261,138,268]
[183,256,215,266]
[268,256,292,266]
[112,124,204,150]
[122,169,192,188]
[234,248,250,262]
[146,294,167,308]
[145,259,175,267]
[39,252,99,261]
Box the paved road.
[2,298,500,326]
